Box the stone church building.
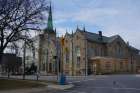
[63,29,139,75]
[31,4,140,76]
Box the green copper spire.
[47,3,53,31]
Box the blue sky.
[49,0,140,49]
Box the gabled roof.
[63,28,139,51]
[77,29,127,44]
[77,29,109,43]
[76,29,139,51]
[108,35,120,43]
[128,45,140,51]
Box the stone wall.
[91,57,134,74]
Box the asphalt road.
[39,75,140,93]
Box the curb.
[47,84,74,90]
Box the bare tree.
[0,0,48,61]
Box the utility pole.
[55,32,59,79]
[84,28,88,76]
[71,31,74,76]
[61,37,65,74]
[23,32,27,80]
[46,34,49,75]
[131,50,133,73]
[23,39,26,80]
[85,39,88,76]
[46,49,48,74]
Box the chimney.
[98,31,103,40]
[83,26,86,32]
[127,41,129,46]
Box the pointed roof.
[47,2,53,30]
[44,2,55,34]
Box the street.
[36,75,140,93]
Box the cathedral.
[31,4,140,76]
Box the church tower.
[38,2,57,75]
[44,2,56,35]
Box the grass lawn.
[0,79,46,90]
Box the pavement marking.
[116,81,127,88]
[68,79,95,84]
[76,92,87,93]
[63,90,87,93]
[68,81,82,84]
[73,81,81,83]
[68,78,107,84]
[135,75,140,77]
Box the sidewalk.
[47,84,74,90]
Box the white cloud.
[103,25,140,49]
[67,9,139,49]
[74,8,119,25]
[53,0,140,49]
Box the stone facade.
[30,4,140,76]
[38,31,58,75]
[36,28,139,75]
[62,28,139,75]
[90,57,131,74]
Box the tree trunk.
[8,67,10,79]
[0,49,4,64]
